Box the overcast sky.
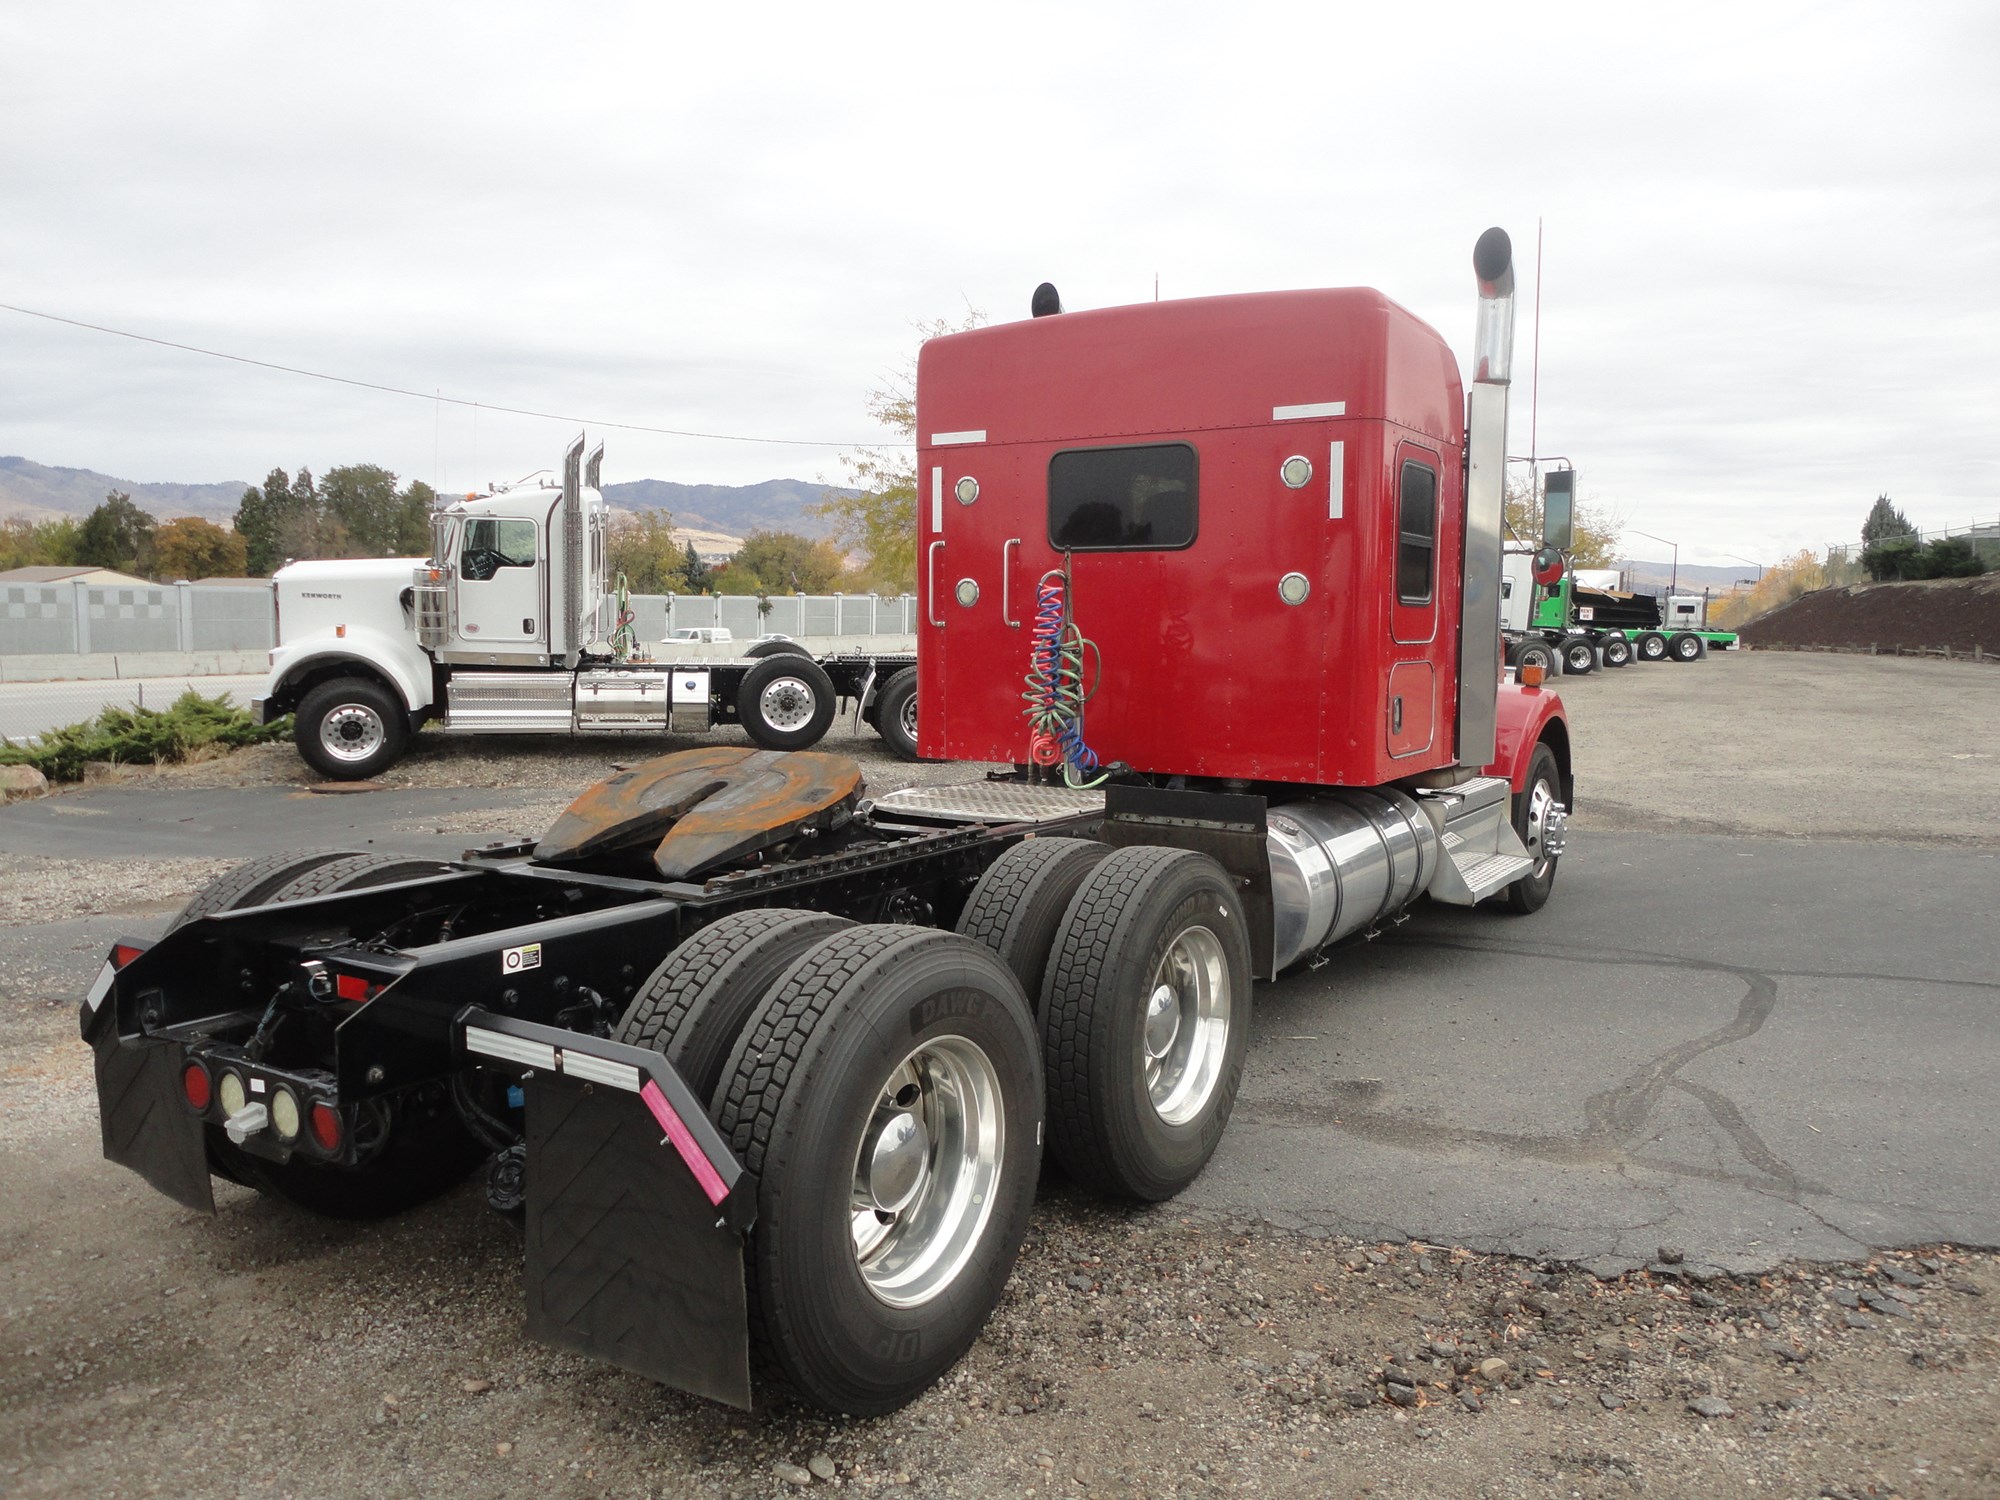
[4,1,1996,569]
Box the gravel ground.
[5,653,1999,1498]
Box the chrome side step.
[1417,776,1534,905]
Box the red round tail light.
[181,1062,212,1112]
[308,1102,343,1152]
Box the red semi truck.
[82,229,1571,1416]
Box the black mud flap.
[89,1017,215,1215]
[473,1008,755,1410]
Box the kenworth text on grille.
[84,230,1571,1417]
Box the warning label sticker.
[502,942,543,974]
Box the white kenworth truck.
[86,230,1573,1418]
[252,438,918,776]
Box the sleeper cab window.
[1048,443,1198,551]
[462,518,539,578]
[1396,461,1437,604]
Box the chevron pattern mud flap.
[522,1072,752,1408]
[90,1022,215,1215]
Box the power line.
[0,299,906,450]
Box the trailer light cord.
[610,572,639,662]
[1021,566,1108,788]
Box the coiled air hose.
[1021,565,1108,788]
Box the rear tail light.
[112,944,145,969]
[270,1088,302,1142]
[309,1102,343,1153]
[182,1061,212,1112]
[333,972,384,1004]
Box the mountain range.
[0,456,851,544]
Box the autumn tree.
[75,491,157,574]
[732,529,843,593]
[0,517,82,571]
[607,511,687,594]
[1502,473,1624,568]
[151,516,249,580]
[816,311,986,593]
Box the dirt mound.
[1740,574,2000,655]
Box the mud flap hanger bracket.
[454,1007,754,1233]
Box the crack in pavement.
[1248,936,1823,1199]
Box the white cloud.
[2,0,1995,564]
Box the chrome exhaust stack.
[560,433,586,670]
[1457,228,1516,768]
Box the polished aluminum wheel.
[849,1036,1004,1308]
[1522,775,1559,877]
[1142,924,1230,1126]
[758,676,816,731]
[319,703,387,763]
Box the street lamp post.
[1722,552,1763,586]
[1625,529,1678,598]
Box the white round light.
[1280,456,1313,489]
[954,476,979,505]
[1278,572,1310,605]
[218,1071,247,1117]
[270,1088,302,1141]
[954,578,980,608]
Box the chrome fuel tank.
[1266,790,1440,972]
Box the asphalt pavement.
[1194,828,1999,1274]
[6,775,1992,1277]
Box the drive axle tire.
[1601,635,1633,668]
[1635,631,1669,661]
[1560,636,1598,675]
[873,667,920,762]
[745,639,813,660]
[714,926,1042,1415]
[616,908,853,1107]
[1041,847,1251,1201]
[1503,743,1564,916]
[737,656,838,751]
[1668,631,1703,662]
[295,676,407,780]
[955,837,1112,1012]
[168,849,365,933]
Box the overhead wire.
[0,298,908,450]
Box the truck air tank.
[1265,790,1442,972]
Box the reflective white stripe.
[931,467,943,532]
[929,430,986,445]
[1272,401,1345,421]
[85,961,115,1012]
[559,1050,642,1093]
[466,1029,557,1070]
[1328,440,1345,519]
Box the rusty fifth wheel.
[714,925,1042,1415]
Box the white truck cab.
[254,435,919,778]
